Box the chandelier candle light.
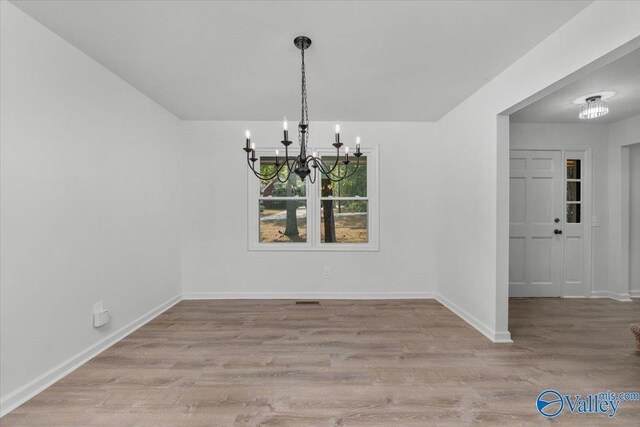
[243,36,362,183]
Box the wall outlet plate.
[93,301,104,314]
[323,266,331,279]
[93,301,109,327]
[93,310,110,328]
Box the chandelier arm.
[325,165,353,183]
[275,162,291,183]
[323,156,361,181]
[286,156,298,171]
[325,147,340,175]
[322,160,349,179]
[317,159,345,179]
[284,145,298,171]
[323,146,341,175]
[312,146,341,176]
[248,166,275,181]
[305,156,322,184]
[248,165,280,181]
[272,150,293,184]
[275,168,289,184]
[246,155,289,182]
[314,158,333,176]
[276,159,295,184]
[284,144,291,168]
[290,157,300,175]
[308,163,317,184]
[318,162,334,181]
[342,157,361,179]
[340,157,362,180]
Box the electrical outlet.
[592,216,601,227]
[93,301,104,313]
[93,301,110,328]
[323,266,331,279]
[93,310,110,328]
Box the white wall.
[2,2,639,416]
[509,123,609,295]
[0,2,182,412]
[607,114,640,300]
[434,1,640,341]
[630,143,640,297]
[181,121,437,298]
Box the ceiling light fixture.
[243,36,362,183]
[579,95,609,120]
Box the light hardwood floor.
[2,298,639,426]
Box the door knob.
[554,229,563,235]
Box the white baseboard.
[630,290,640,298]
[610,292,633,302]
[435,293,512,343]
[182,291,436,300]
[590,290,633,301]
[0,294,182,418]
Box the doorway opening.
[504,45,640,300]
[497,40,640,339]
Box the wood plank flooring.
[2,298,639,426]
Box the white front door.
[509,150,587,297]
[509,150,563,297]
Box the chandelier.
[579,95,609,120]
[243,36,362,183]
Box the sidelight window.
[566,159,581,223]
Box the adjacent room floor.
[3,299,639,426]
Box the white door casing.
[509,149,589,297]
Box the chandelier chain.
[300,46,309,146]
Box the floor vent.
[295,301,320,305]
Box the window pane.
[566,182,581,202]
[259,200,306,242]
[320,156,367,197]
[566,203,581,223]
[567,159,581,179]
[320,200,368,243]
[260,156,305,197]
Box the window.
[320,156,368,244]
[258,157,307,243]
[566,159,581,223]
[248,147,378,251]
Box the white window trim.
[247,146,379,252]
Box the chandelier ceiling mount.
[293,35,312,50]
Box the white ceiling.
[511,47,640,124]
[12,0,591,121]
